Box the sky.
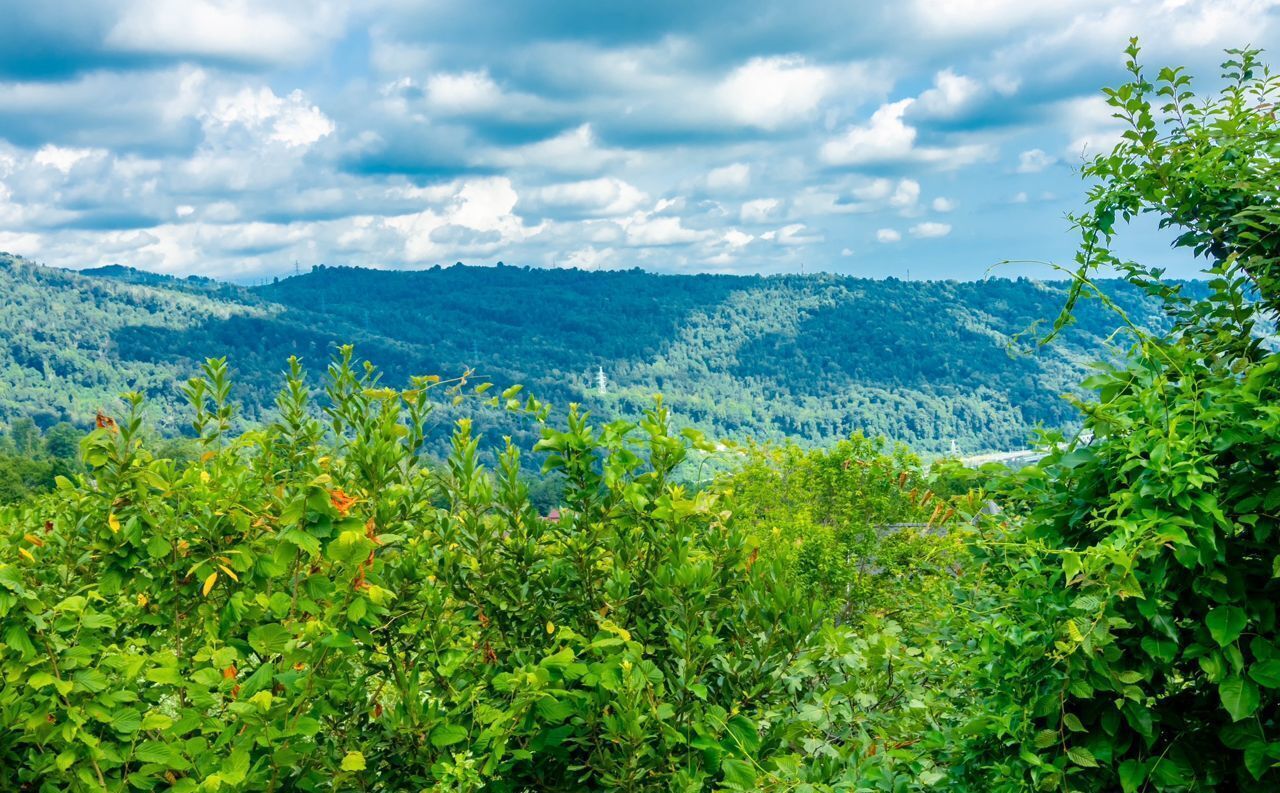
[0,0,1277,282]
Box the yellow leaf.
[23,533,43,547]
[137,594,148,608]
[600,619,631,643]
[18,548,34,562]
[341,751,366,771]
[1066,619,1084,643]
[108,513,121,533]
[202,571,218,596]
[218,564,239,582]
[546,621,555,634]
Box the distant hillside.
[0,253,1186,453]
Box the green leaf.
[134,741,185,769]
[1243,741,1270,781]
[1141,635,1178,663]
[429,724,468,748]
[1219,675,1261,721]
[110,708,142,734]
[724,715,761,757]
[280,528,321,557]
[721,757,757,788]
[327,530,373,565]
[1059,449,1096,469]
[1206,606,1247,646]
[1118,759,1147,793]
[221,748,250,784]
[1249,658,1280,688]
[1067,746,1099,768]
[3,624,36,659]
[248,623,291,657]
[1033,729,1057,749]
[340,751,365,771]
[28,671,55,690]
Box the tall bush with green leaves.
[955,43,1280,792]
[719,436,963,626]
[0,348,950,791]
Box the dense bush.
[0,350,959,791]
[953,43,1280,792]
[718,436,963,625]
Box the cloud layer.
[1,0,1277,280]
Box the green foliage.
[0,419,82,504]
[720,435,964,625]
[955,43,1280,792]
[0,351,954,791]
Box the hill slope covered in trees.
[0,252,1183,453]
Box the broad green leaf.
[724,715,761,756]
[1248,658,1280,688]
[248,623,291,657]
[1206,606,1247,647]
[1118,759,1147,793]
[429,724,468,748]
[327,530,373,565]
[1219,675,1261,721]
[110,708,142,734]
[721,758,757,788]
[28,671,55,690]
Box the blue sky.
[0,0,1276,281]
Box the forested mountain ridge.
[0,252,1186,453]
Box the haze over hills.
[0,252,1182,454]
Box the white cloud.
[705,163,751,192]
[916,69,983,118]
[486,124,634,175]
[876,228,902,243]
[723,229,754,248]
[426,71,504,113]
[525,177,648,216]
[1060,96,1126,159]
[841,247,853,256]
[105,0,346,66]
[33,145,102,174]
[932,197,955,212]
[203,86,334,148]
[716,56,830,130]
[820,99,916,165]
[1016,148,1056,173]
[740,198,782,224]
[557,245,618,270]
[889,179,921,209]
[910,221,952,238]
[383,177,541,262]
[775,223,822,245]
[622,212,708,246]
[1011,191,1029,204]
[820,98,993,169]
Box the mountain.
[0,252,1183,454]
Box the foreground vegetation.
[1,42,1278,791]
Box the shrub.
[954,42,1280,792]
[0,349,950,792]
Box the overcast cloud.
[0,0,1277,280]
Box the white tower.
[596,366,608,396]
